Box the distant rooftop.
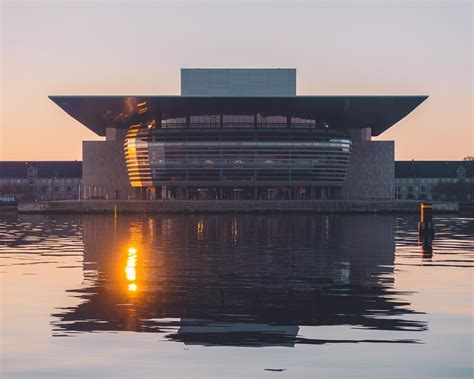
[395,161,473,178]
[0,161,82,179]
[181,68,296,96]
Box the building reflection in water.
[52,214,427,347]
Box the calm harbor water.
[0,212,472,378]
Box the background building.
[395,160,474,201]
[49,68,426,201]
[0,161,82,203]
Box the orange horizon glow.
[1,1,472,161]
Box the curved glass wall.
[124,125,152,187]
[125,115,352,198]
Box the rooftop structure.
[181,68,297,96]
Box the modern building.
[395,160,474,200]
[49,68,427,200]
[0,161,82,203]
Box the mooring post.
[114,204,117,219]
[418,202,435,241]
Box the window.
[408,186,413,192]
[190,115,220,128]
[291,117,316,128]
[67,186,72,192]
[256,114,287,128]
[456,166,466,179]
[161,116,186,128]
[421,186,426,192]
[223,115,254,127]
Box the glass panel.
[161,116,186,128]
[223,115,254,128]
[256,114,287,128]
[190,115,220,128]
[291,117,316,128]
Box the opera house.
[50,68,427,200]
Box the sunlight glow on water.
[0,213,472,378]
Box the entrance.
[266,188,278,200]
[197,188,212,200]
[232,189,244,200]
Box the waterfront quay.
[18,199,458,214]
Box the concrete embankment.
[17,200,459,214]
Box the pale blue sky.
[1,0,472,160]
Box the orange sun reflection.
[125,246,138,292]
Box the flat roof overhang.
[49,95,428,137]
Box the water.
[0,212,472,378]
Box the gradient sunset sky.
[1,0,472,161]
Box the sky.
[1,0,472,161]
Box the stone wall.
[340,141,395,199]
[82,141,135,199]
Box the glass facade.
[125,113,352,200]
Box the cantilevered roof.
[49,95,428,137]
